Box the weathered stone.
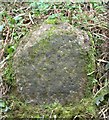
[13,23,90,104]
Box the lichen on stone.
[13,23,90,104]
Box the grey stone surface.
[13,23,90,104]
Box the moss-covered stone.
[13,23,90,105]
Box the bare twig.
[97,59,109,63]
[29,12,34,24]
[94,84,108,98]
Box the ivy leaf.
[105,62,109,70]
[0,99,10,112]
[48,14,59,19]
[95,95,104,106]
[0,100,6,108]
[14,16,22,21]
[30,2,37,8]
[7,45,16,55]
[0,24,4,32]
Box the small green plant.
[0,99,9,114]
[3,60,15,86]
